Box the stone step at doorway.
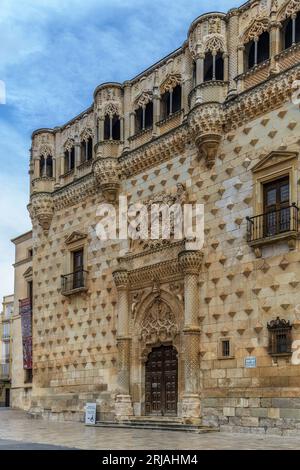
[92,416,217,433]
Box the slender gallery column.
[227,9,239,98]
[223,53,229,82]
[112,269,133,420]
[74,139,81,178]
[123,81,131,150]
[196,53,205,86]
[270,20,281,74]
[99,117,104,142]
[178,250,203,423]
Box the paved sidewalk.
[0,409,300,450]
[0,438,74,450]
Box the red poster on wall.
[20,298,32,369]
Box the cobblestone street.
[0,409,300,450]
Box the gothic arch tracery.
[242,17,270,43]
[134,91,153,109]
[278,0,300,20]
[204,35,226,53]
[160,74,181,94]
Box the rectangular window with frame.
[73,248,84,289]
[221,339,231,358]
[263,177,290,237]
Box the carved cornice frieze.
[53,174,97,210]
[128,258,182,289]
[119,124,188,178]
[225,64,300,130]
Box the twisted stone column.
[178,250,203,422]
[112,269,133,420]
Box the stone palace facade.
[20,0,300,433]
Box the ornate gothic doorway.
[145,345,178,416]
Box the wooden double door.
[145,345,178,416]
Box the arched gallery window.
[245,31,270,70]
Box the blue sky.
[0,0,239,302]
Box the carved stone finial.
[178,250,203,275]
[29,193,54,232]
[93,156,120,202]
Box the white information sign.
[244,356,257,368]
[85,402,97,425]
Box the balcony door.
[73,248,84,289]
[263,177,290,237]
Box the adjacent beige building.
[18,0,300,433]
[10,231,33,410]
[0,295,14,406]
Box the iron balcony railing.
[61,269,88,294]
[246,204,299,243]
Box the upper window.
[135,102,153,133]
[64,147,75,173]
[204,52,224,81]
[104,114,121,141]
[161,84,181,119]
[245,31,270,70]
[39,155,53,177]
[282,12,300,50]
[80,136,93,163]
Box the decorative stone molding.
[93,156,120,202]
[242,17,270,42]
[120,124,187,177]
[104,102,120,117]
[134,91,153,108]
[208,16,222,34]
[112,269,129,290]
[160,74,181,93]
[129,183,187,253]
[188,103,224,167]
[53,174,97,210]
[64,138,75,151]
[129,258,182,288]
[80,128,93,141]
[29,193,54,232]
[278,0,300,20]
[65,231,87,245]
[140,297,178,344]
[39,145,53,157]
[204,35,226,53]
[178,250,203,275]
[195,134,223,168]
[225,64,300,130]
